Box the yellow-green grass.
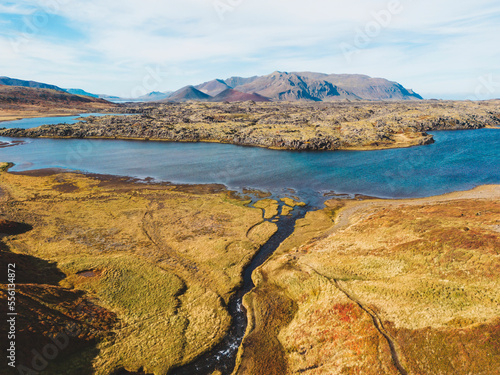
[272,200,344,257]
[0,168,277,374]
[253,199,279,219]
[280,205,293,216]
[280,197,306,207]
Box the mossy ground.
[236,188,500,374]
[5,100,500,151]
[0,168,277,374]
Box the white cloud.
[0,0,499,98]
[0,3,34,15]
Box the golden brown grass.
[0,110,83,122]
[236,187,500,374]
[253,199,279,219]
[0,168,277,374]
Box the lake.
[0,113,126,129]
[1,126,499,207]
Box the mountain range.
[195,71,422,101]
[0,72,423,103]
[163,72,421,102]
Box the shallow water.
[0,113,126,129]
[1,128,499,207]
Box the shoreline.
[0,165,278,374]
[1,100,499,153]
[3,164,236,197]
[0,112,81,123]
[0,110,110,123]
[318,184,500,241]
[0,140,25,148]
[236,181,500,375]
[3,162,500,204]
[0,110,129,123]
[0,132,436,152]
[3,124,498,153]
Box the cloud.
[1,0,499,98]
[0,3,35,15]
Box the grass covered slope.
[236,187,500,374]
[0,86,116,122]
[0,165,276,374]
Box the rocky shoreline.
[1,100,499,151]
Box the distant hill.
[231,71,422,101]
[0,77,116,101]
[163,72,422,102]
[196,79,231,96]
[294,72,423,100]
[224,76,259,88]
[1,72,421,104]
[0,76,66,92]
[66,88,99,98]
[233,72,348,101]
[97,94,122,101]
[0,86,115,112]
[164,86,211,102]
[211,89,270,102]
[138,91,172,101]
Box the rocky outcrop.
[2,101,499,151]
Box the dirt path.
[324,184,500,238]
[302,184,500,374]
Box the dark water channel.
[170,201,308,375]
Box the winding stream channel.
[170,201,308,375]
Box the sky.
[0,0,499,99]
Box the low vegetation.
[0,166,277,374]
[236,187,500,374]
[1,158,499,374]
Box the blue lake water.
[1,128,499,206]
[0,113,125,129]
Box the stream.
[169,200,309,375]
